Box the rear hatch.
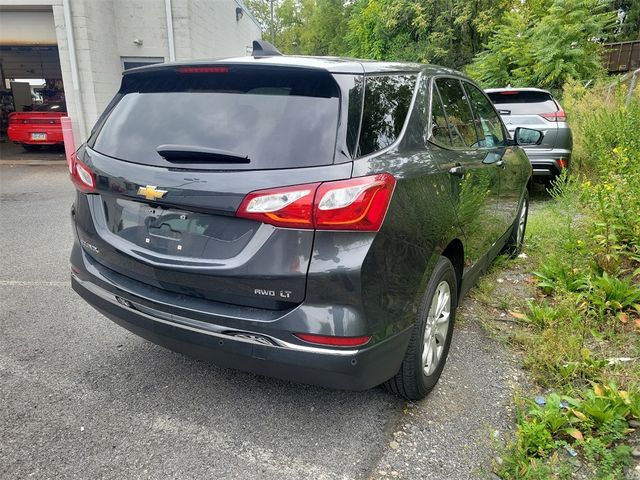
[75,64,358,310]
[486,90,561,150]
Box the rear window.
[357,74,417,156]
[33,102,66,112]
[486,90,558,115]
[89,66,341,170]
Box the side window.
[464,82,506,148]
[436,78,478,148]
[429,85,452,147]
[358,74,417,156]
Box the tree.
[346,0,511,70]
[467,0,615,91]
[245,0,351,56]
[244,0,278,42]
[465,8,535,87]
[529,0,615,89]
[612,0,640,41]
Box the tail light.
[236,173,396,231]
[70,156,96,193]
[293,333,372,347]
[557,158,568,169]
[237,183,319,229]
[540,109,566,122]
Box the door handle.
[448,165,466,177]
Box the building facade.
[0,0,261,141]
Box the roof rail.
[252,40,282,58]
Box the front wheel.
[384,256,457,400]
[503,192,529,257]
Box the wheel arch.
[441,238,464,298]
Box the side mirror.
[514,127,544,146]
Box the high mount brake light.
[293,333,372,347]
[178,66,230,74]
[69,156,96,193]
[235,174,396,231]
[540,109,567,122]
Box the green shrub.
[496,79,640,479]
[498,385,639,479]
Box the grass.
[472,81,640,479]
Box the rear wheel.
[503,192,529,257]
[384,257,457,400]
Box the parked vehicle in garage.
[7,102,66,151]
[486,88,572,185]
[70,44,538,399]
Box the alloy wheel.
[422,280,451,376]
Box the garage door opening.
[1,8,66,160]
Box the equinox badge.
[137,185,167,201]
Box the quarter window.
[435,78,478,148]
[464,82,505,148]
[358,74,417,156]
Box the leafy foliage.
[486,78,640,479]
[346,0,510,69]
[467,0,615,91]
[612,0,640,41]
[245,0,625,84]
[499,385,639,479]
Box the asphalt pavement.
[0,164,521,479]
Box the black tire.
[503,191,529,258]
[22,144,42,152]
[384,256,458,400]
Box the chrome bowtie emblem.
[137,185,167,200]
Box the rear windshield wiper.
[156,145,250,164]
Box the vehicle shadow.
[75,337,403,476]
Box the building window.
[121,57,164,71]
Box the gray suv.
[70,44,536,399]
[486,88,572,184]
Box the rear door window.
[429,86,452,147]
[464,82,506,148]
[435,78,478,148]
[358,74,417,156]
[486,90,558,115]
[89,66,341,170]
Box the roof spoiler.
[252,40,282,58]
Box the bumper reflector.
[294,333,372,347]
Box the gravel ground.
[371,299,524,480]
[1,164,524,479]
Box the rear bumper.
[524,149,571,180]
[7,124,63,144]
[70,251,411,391]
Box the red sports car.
[8,102,66,151]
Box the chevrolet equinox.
[70,42,539,400]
